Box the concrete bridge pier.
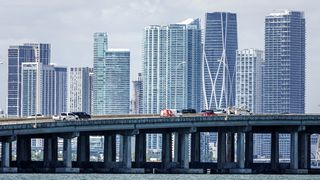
[56,133,79,173]
[43,136,58,171]
[16,135,31,172]
[286,129,308,174]
[161,132,173,170]
[135,132,146,168]
[230,132,252,174]
[271,132,279,172]
[171,128,203,174]
[114,130,144,173]
[77,134,90,169]
[245,132,253,169]
[190,132,200,164]
[217,131,227,172]
[104,134,116,170]
[0,136,17,173]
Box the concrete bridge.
[0,114,320,174]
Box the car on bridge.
[52,112,79,121]
[72,112,91,120]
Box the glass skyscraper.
[263,10,305,114]
[203,12,238,110]
[143,18,202,114]
[7,43,51,117]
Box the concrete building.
[142,18,202,114]
[263,10,305,114]
[69,67,93,114]
[7,43,51,117]
[236,49,264,113]
[54,66,68,115]
[132,73,143,114]
[203,12,238,111]
[20,62,66,116]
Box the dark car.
[72,112,91,120]
[182,108,197,114]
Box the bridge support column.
[56,133,79,173]
[298,133,310,170]
[218,132,227,170]
[135,133,146,168]
[226,133,235,163]
[161,132,173,169]
[191,132,200,165]
[177,132,189,169]
[271,132,279,171]
[16,136,31,170]
[77,134,90,168]
[245,132,253,169]
[230,132,251,174]
[104,134,116,169]
[122,134,132,168]
[44,136,58,170]
[0,136,17,173]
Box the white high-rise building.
[236,49,264,113]
[21,62,66,116]
[69,67,93,113]
[142,18,202,114]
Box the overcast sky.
[0,0,319,113]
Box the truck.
[52,112,79,121]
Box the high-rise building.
[203,12,238,110]
[69,67,93,113]
[236,49,264,113]
[143,18,202,114]
[7,43,51,117]
[132,73,143,114]
[263,10,305,114]
[54,66,68,115]
[20,62,66,116]
[93,48,130,115]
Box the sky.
[0,0,319,113]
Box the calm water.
[0,174,319,180]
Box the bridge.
[0,114,320,174]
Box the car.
[52,112,79,121]
[27,114,44,119]
[201,110,217,116]
[72,112,91,120]
[160,109,182,117]
[182,108,197,114]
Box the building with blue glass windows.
[7,43,51,117]
[142,18,202,114]
[263,10,305,114]
[203,12,238,111]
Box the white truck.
[52,112,79,121]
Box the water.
[0,174,320,180]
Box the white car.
[52,112,79,121]
[27,114,44,119]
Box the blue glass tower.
[263,10,305,114]
[203,12,238,110]
[7,43,50,117]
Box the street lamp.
[174,61,186,109]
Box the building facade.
[263,10,305,114]
[203,12,238,110]
[236,49,264,113]
[7,43,51,117]
[69,67,93,114]
[54,67,68,115]
[132,73,143,114]
[20,62,66,116]
[142,18,202,114]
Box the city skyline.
[0,0,319,113]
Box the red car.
[201,110,217,116]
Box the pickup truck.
[52,112,79,121]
